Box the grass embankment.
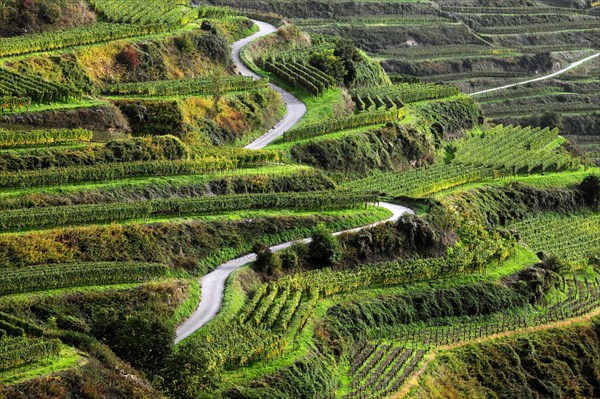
[0,345,83,385]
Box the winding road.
[175,20,599,343]
[175,202,413,343]
[237,21,307,150]
[175,21,414,343]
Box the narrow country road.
[236,20,307,149]
[175,21,414,343]
[175,19,598,343]
[470,52,600,96]
[175,202,413,343]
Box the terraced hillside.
[0,1,599,398]
[203,0,600,164]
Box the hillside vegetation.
[0,0,598,398]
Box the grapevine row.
[0,68,79,104]
[509,212,600,265]
[0,191,377,231]
[0,128,93,148]
[87,0,196,26]
[0,262,169,295]
[104,76,269,97]
[263,58,336,95]
[0,156,282,189]
[0,23,172,59]
[352,83,459,111]
[0,337,61,371]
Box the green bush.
[309,224,342,268]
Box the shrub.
[194,31,230,66]
[116,46,139,71]
[174,34,195,54]
[253,241,283,276]
[309,224,342,268]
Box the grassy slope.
[0,345,83,385]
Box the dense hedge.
[0,0,95,37]
[497,111,600,137]
[115,100,186,137]
[410,96,483,142]
[201,0,439,19]
[338,213,445,265]
[324,282,530,343]
[447,183,587,227]
[290,122,435,175]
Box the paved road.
[176,19,315,343]
[234,20,307,150]
[470,52,599,96]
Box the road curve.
[175,202,413,343]
[234,20,307,149]
[470,52,600,96]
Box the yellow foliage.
[75,42,124,84]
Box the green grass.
[0,98,108,115]
[293,88,350,128]
[0,344,82,385]
[170,278,201,326]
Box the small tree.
[252,241,282,276]
[309,48,346,84]
[539,111,563,131]
[308,224,342,268]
